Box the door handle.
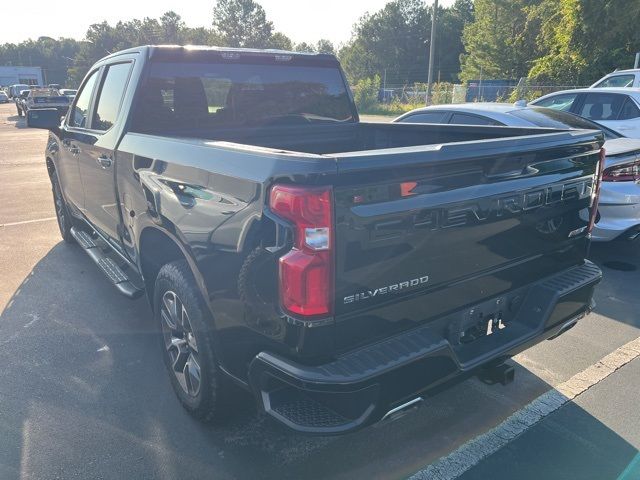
[96,155,113,169]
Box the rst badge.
[344,275,429,304]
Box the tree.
[268,32,293,50]
[316,39,336,55]
[339,0,470,85]
[212,0,273,48]
[529,0,640,84]
[459,0,542,83]
[160,11,186,44]
[294,42,316,53]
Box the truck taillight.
[588,148,605,234]
[269,185,333,317]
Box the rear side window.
[400,111,448,123]
[131,61,355,134]
[618,97,640,120]
[594,75,635,88]
[577,93,626,120]
[534,93,578,112]
[449,113,500,125]
[92,62,133,131]
[69,70,99,128]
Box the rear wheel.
[154,260,237,422]
[50,170,74,243]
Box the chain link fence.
[379,79,589,105]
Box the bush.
[352,75,381,112]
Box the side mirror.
[27,108,61,130]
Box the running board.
[70,227,143,299]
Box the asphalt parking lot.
[1,103,639,480]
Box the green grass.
[358,101,425,116]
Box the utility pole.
[635,52,640,69]
[425,0,438,105]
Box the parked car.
[28,45,603,435]
[8,83,30,99]
[58,88,77,99]
[14,89,30,116]
[396,103,640,242]
[530,88,640,138]
[0,91,9,103]
[590,69,640,88]
[22,87,70,117]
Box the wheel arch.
[137,226,210,313]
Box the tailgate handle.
[486,165,537,179]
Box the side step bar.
[70,227,143,299]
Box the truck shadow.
[0,241,637,479]
[5,113,28,128]
[588,240,640,330]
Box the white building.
[0,66,44,87]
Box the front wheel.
[154,260,238,422]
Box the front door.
[77,62,134,241]
[56,69,100,213]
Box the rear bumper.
[591,181,640,242]
[249,261,602,435]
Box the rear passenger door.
[78,61,134,242]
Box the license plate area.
[447,286,529,347]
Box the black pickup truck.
[28,45,603,435]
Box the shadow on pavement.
[0,240,637,479]
[5,114,27,128]
[588,240,640,330]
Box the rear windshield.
[511,107,621,140]
[131,61,355,135]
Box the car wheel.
[154,260,238,422]
[50,170,74,243]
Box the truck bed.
[138,121,566,156]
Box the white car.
[530,87,640,138]
[590,69,640,88]
[395,103,640,242]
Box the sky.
[1,0,455,47]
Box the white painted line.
[0,217,57,228]
[409,336,640,480]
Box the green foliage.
[352,75,381,112]
[293,42,316,53]
[462,0,640,86]
[316,39,336,55]
[0,37,82,85]
[268,32,293,50]
[529,0,640,84]
[460,0,542,82]
[339,0,473,85]
[212,0,273,48]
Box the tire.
[50,170,74,243]
[154,260,237,422]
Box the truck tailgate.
[331,131,602,351]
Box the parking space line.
[0,217,57,228]
[409,336,640,480]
